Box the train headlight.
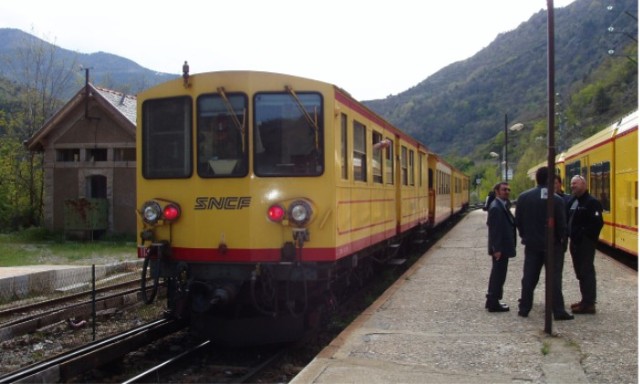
[288,200,312,227]
[142,201,162,224]
[267,204,286,222]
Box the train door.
[427,156,436,227]
[614,127,638,255]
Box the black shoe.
[486,301,509,309]
[572,304,596,314]
[487,304,510,312]
[517,310,529,317]
[554,312,575,321]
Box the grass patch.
[0,229,136,267]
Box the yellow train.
[527,110,638,256]
[136,70,469,345]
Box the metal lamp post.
[503,114,525,181]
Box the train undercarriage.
[141,228,426,346]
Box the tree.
[1,29,79,228]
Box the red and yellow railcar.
[136,70,468,344]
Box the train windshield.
[197,93,248,177]
[142,96,192,179]
[254,92,324,177]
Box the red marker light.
[163,204,181,222]
[267,205,285,222]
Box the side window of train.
[565,160,581,191]
[341,113,348,180]
[196,93,248,178]
[401,146,408,186]
[385,138,394,184]
[254,92,324,177]
[372,131,383,184]
[142,96,192,179]
[353,121,367,182]
[428,169,434,189]
[409,150,415,186]
[590,161,611,211]
[418,153,424,187]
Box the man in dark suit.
[567,175,604,314]
[515,167,574,320]
[485,182,516,312]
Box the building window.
[87,148,108,162]
[114,148,136,161]
[56,149,80,162]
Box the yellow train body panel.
[561,110,638,256]
[136,71,467,264]
[613,121,638,255]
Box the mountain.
[0,0,637,161]
[0,28,177,97]
[363,0,637,158]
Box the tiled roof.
[94,86,137,125]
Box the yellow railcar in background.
[563,110,638,256]
[136,70,468,345]
[527,111,638,256]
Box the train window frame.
[253,92,324,178]
[142,96,193,179]
[401,146,408,186]
[590,161,611,212]
[418,153,424,187]
[340,113,348,180]
[353,120,367,182]
[385,137,394,185]
[565,160,581,192]
[372,131,383,184]
[408,149,415,186]
[196,92,248,178]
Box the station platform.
[292,209,637,383]
[0,261,140,301]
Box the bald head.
[570,175,587,197]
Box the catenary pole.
[545,0,556,335]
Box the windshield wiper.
[285,86,319,150]
[217,87,246,152]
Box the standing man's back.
[514,166,573,320]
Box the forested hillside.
[0,0,636,229]
[364,0,637,160]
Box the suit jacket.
[515,185,567,252]
[487,198,517,257]
[567,191,604,243]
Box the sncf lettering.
[194,197,252,210]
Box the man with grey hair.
[567,175,604,314]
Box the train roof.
[564,110,638,161]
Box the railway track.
[0,280,165,342]
[0,318,185,383]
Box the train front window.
[254,92,323,177]
[142,97,192,179]
[197,93,248,177]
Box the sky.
[0,0,576,100]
